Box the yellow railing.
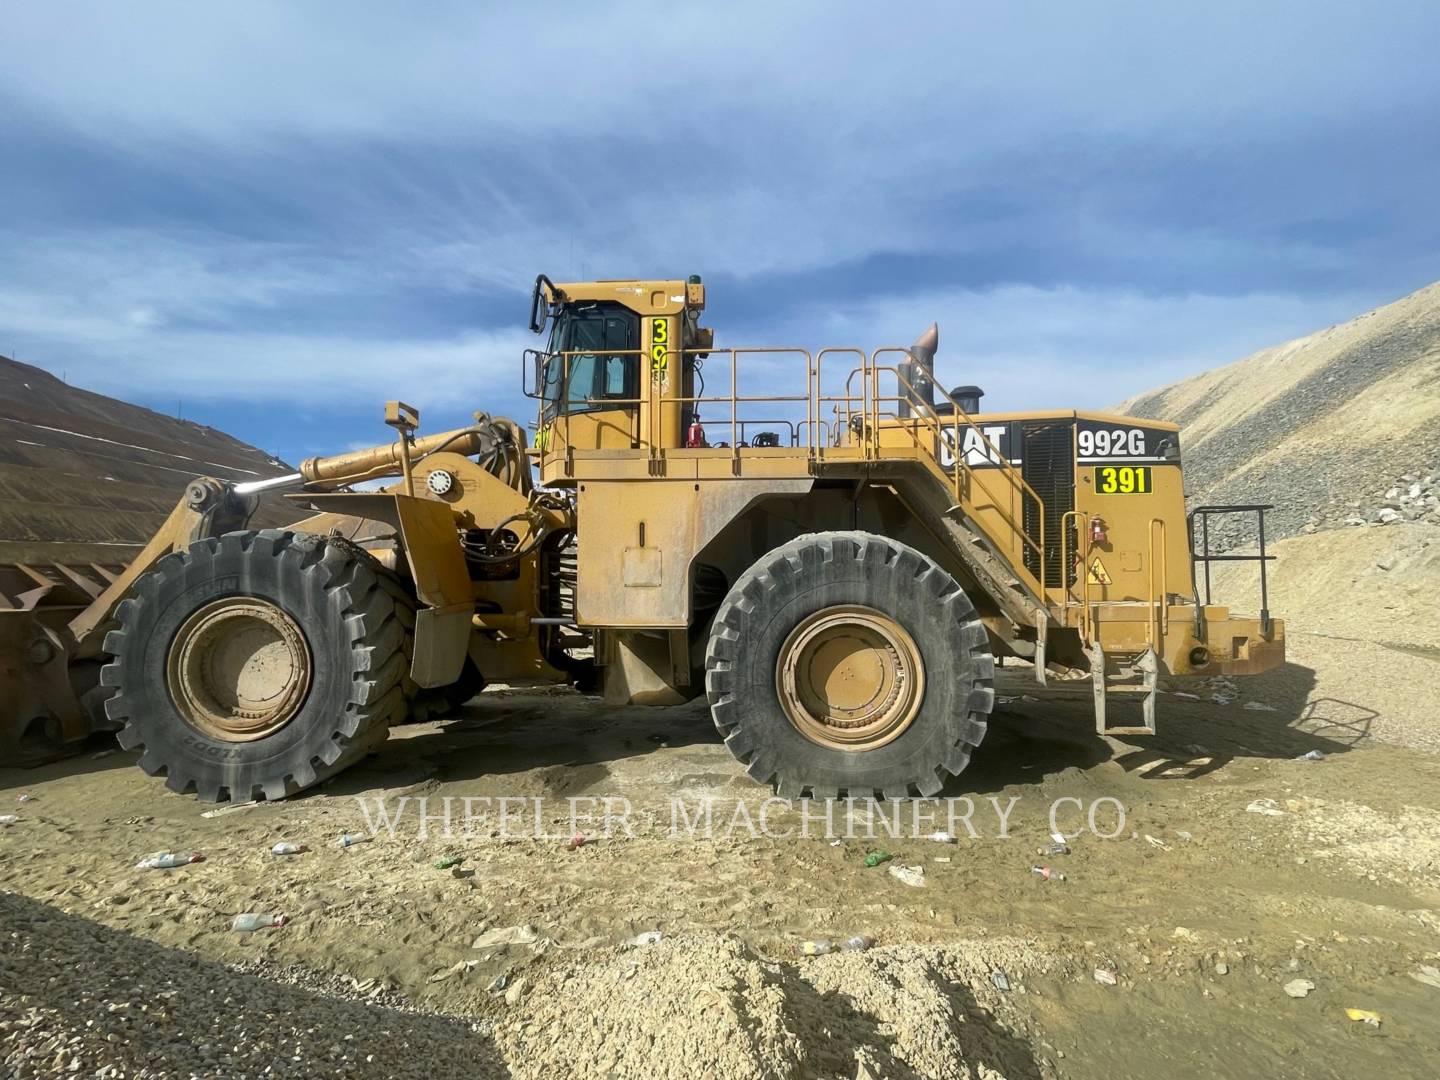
[1148,517,1168,645]
[529,342,1055,599]
[1059,509,1090,641]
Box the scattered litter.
[231,913,286,933]
[1144,835,1170,851]
[15,794,34,803]
[567,832,588,850]
[1295,750,1325,762]
[1246,799,1285,817]
[1215,962,1230,975]
[1210,695,1234,706]
[1020,694,1039,703]
[888,864,925,888]
[863,851,893,868]
[932,855,951,863]
[1094,968,1118,986]
[338,833,371,848]
[1049,831,1069,846]
[0,815,18,826]
[429,959,477,983]
[472,925,539,950]
[1283,979,1315,998]
[797,934,874,956]
[991,970,1011,991]
[629,931,663,947]
[1176,830,1194,842]
[1344,1008,1382,1026]
[1171,691,1201,700]
[434,855,463,870]
[828,839,842,847]
[927,831,957,844]
[91,749,117,760]
[1030,865,1065,882]
[1243,701,1277,712]
[486,973,510,994]
[135,852,204,870]
[997,696,1018,705]
[200,801,258,818]
[271,842,307,856]
[1410,965,1440,990]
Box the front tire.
[102,530,408,802]
[705,531,993,799]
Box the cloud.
[1,1,1437,466]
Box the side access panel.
[574,478,813,627]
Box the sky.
[2,1,1439,465]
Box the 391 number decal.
[1095,466,1152,494]
[650,317,669,377]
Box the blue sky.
[2,1,1438,465]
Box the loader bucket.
[0,609,89,764]
[0,561,118,766]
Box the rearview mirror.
[529,274,555,334]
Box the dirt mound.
[1114,282,1440,550]
[1206,522,1440,646]
[0,354,300,554]
[494,933,1046,1079]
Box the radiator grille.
[1021,422,1075,587]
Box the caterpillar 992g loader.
[0,274,1285,802]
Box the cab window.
[542,303,638,419]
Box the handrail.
[1147,517,1168,645]
[1059,509,1088,638]
[862,349,1050,596]
[531,341,1054,602]
[1187,504,1275,638]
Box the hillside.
[0,355,300,560]
[1115,282,1440,549]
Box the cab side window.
[561,308,637,413]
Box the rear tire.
[102,530,408,802]
[705,531,993,799]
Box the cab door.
[540,304,640,452]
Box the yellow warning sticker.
[1087,557,1113,585]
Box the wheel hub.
[166,598,312,742]
[776,605,925,750]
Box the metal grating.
[1021,422,1075,587]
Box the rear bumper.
[1080,601,1285,677]
[1170,608,1285,677]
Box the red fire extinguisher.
[686,415,707,448]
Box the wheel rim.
[775,604,925,750]
[166,597,312,742]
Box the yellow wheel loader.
[0,275,1284,801]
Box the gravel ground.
[0,891,502,1079]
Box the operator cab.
[527,274,711,462]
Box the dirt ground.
[4,648,1440,1079]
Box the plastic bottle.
[271,842,307,856]
[798,934,874,956]
[337,834,371,848]
[231,913,287,932]
[135,853,205,870]
[863,851,893,868]
[435,855,462,870]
